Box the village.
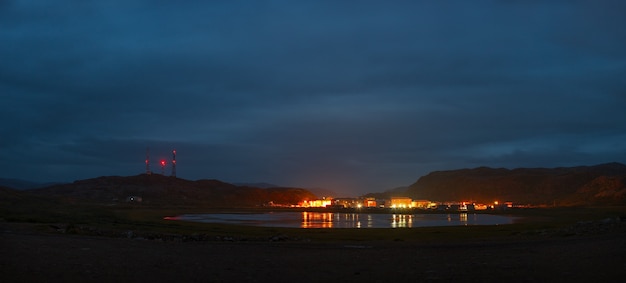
[281,197,521,211]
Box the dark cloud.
[1,0,625,195]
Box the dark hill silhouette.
[362,186,410,200]
[233,182,280,188]
[0,186,25,201]
[0,178,62,190]
[31,174,317,207]
[307,187,340,198]
[405,163,626,206]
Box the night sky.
[2,1,625,196]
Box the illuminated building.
[411,200,431,209]
[474,203,488,210]
[363,198,376,208]
[459,202,476,211]
[333,198,360,208]
[390,197,412,208]
[300,198,332,208]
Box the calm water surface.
[167,212,516,228]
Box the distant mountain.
[307,188,340,198]
[405,162,626,206]
[31,174,317,207]
[0,178,63,190]
[232,183,341,198]
[362,186,409,199]
[233,182,280,189]
[387,186,409,195]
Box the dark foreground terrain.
[2,219,626,283]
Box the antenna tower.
[145,147,152,175]
[160,160,166,175]
[171,149,177,177]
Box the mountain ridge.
[405,162,626,205]
[0,178,64,190]
[6,162,626,207]
[29,174,317,207]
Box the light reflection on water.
[169,212,516,228]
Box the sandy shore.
[2,222,625,283]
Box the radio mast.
[160,160,166,175]
[145,147,152,175]
[171,149,177,177]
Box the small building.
[474,203,489,210]
[363,198,377,208]
[411,200,431,209]
[459,202,475,211]
[333,198,360,208]
[448,204,461,211]
[390,197,412,208]
[377,199,387,208]
[301,198,333,208]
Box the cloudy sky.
[1,1,625,196]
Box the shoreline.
[2,220,625,282]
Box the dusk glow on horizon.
[1,1,625,195]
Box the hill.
[0,178,62,190]
[0,186,25,201]
[362,186,409,200]
[405,162,626,206]
[30,174,317,207]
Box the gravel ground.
[2,222,626,283]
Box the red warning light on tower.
[171,149,177,177]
